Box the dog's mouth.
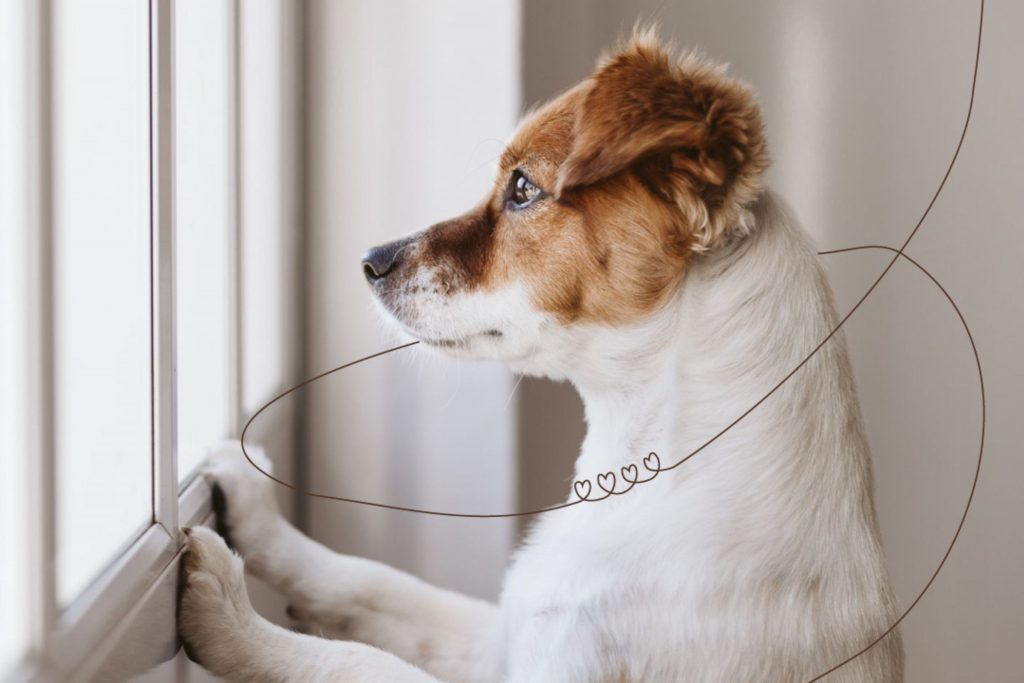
[417,328,504,348]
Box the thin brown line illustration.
[804,245,986,681]
[236,2,985,679]
[241,0,982,518]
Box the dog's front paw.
[177,527,258,675]
[203,439,281,558]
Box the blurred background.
[1,1,1021,681]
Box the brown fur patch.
[419,203,497,291]
[467,87,695,325]
[394,33,768,327]
[558,32,769,251]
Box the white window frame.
[6,1,303,680]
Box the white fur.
[178,191,903,681]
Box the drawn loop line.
[237,3,985,680]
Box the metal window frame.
[229,0,244,438]
[151,0,178,537]
[25,0,57,662]
[167,0,243,492]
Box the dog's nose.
[361,241,405,282]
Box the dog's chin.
[411,327,507,358]
[398,319,538,364]
[371,294,540,364]
[394,317,566,379]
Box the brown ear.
[556,34,769,251]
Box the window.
[51,0,153,605]
[0,0,31,670]
[0,1,300,679]
[239,0,288,414]
[175,0,235,484]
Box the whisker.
[503,373,525,412]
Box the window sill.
[12,476,213,683]
[8,391,296,683]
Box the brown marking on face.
[389,32,767,328]
[418,202,497,291]
[498,170,691,325]
[557,31,770,250]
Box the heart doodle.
[573,479,592,500]
[643,452,661,472]
[621,463,639,483]
[597,472,617,494]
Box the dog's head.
[363,35,768,379]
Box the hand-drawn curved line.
[237,2,985,677]
[654,0,983,479]
[240,341,576,517]
[804,245,985,682]
[240,0,982,520]
[238,242,985,680]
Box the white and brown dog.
[178,35,904,682]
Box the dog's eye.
[508,169,542,209]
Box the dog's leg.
[178,526,444,683]
[200,442,500,683]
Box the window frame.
[6,1,303,680]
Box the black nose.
[361,240,407,282]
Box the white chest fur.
[496,194,903,683]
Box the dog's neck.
[569,325,680,479]
[566,193,868,512]
[504,197,899,681]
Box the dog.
[178,33,904,682]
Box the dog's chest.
[497,505,703,682]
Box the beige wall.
[301,0,522,601]
[520,0,1024,680]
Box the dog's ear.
[556,34,769,251]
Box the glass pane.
[0,0,31,668]
[52,0,152,604]
[240,0,284,412]
[175,0,233,484]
